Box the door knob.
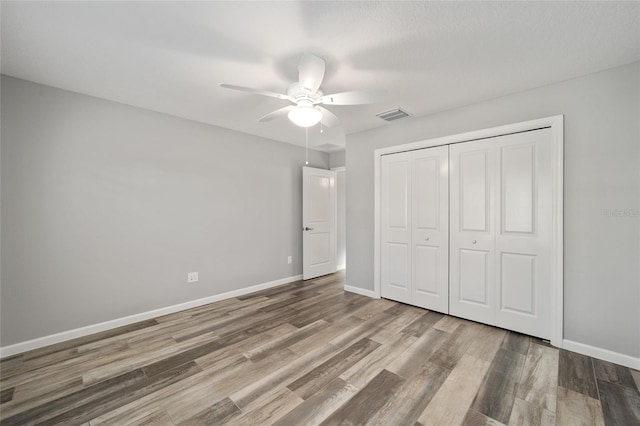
[304,227,314,231]
[425,237,430,241]
[472,240,477,244]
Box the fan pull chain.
[320,121,323,134]
[305,127,309,165]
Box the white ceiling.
[2,1,639,152]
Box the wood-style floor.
[1,272,639,426]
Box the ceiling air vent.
[376,108,411,122]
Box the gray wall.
[329,150,345,168]
[1,75,329,346]
[346,62,640,358]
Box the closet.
[380,126,555,340]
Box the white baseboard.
[344,285,378,298]
[562,339,640,370]
[337,264,346,271]
[0,274,302,359]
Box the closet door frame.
[373,115,564,347]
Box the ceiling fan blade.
[258,106,295,122]
[321,89,387,105]
[298,53,325,94]
[220,84,290,100]
[318,107,341,128]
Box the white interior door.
[381,152,412,303]
[450,128,553,339]
[302,167,336,280]
[412,146,449,313]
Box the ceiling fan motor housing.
[287,82,323,105]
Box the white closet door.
[494,129,553,339]
[450,128,553,339]
[412,146,449,313]
[381,151,412,304]
[449,140,496,324]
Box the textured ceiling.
[2,1,639,152]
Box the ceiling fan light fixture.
[288,105,322,127]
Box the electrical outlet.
[287,256,292,264]
[187,272,199,283]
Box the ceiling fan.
[220,53,386,128]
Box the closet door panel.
[460,151,490,232]
[450,141,496,324]
[414,157,439,229]
[499,253,536,314]
[459,248,490,305]
[412,146,449,313]
[388,243,410,290]
[381,152,412,304]
[495,129,553,339]
[414,246,438,293]
[501,144,535,233]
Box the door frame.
[331,166,346,271]
[374,115,564,347]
